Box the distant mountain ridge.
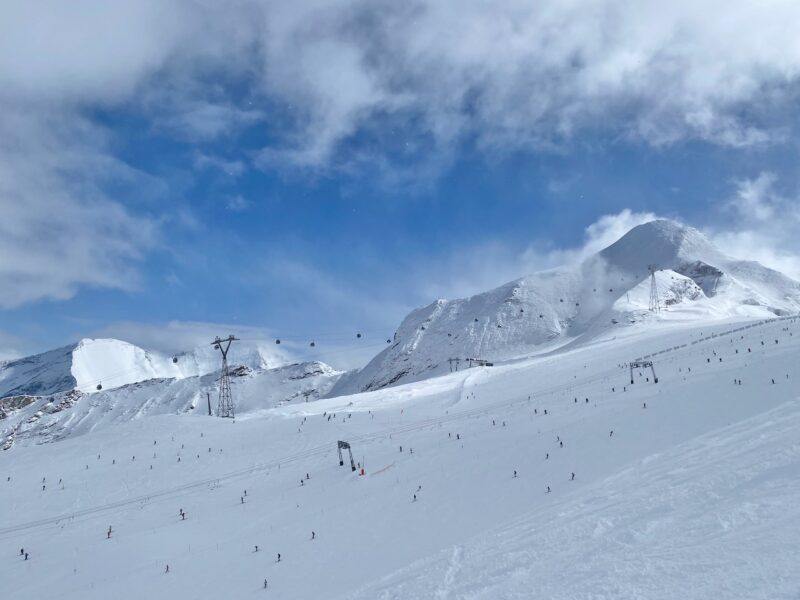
[0,337,289,400]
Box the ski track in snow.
[350,402,800,600]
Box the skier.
[546,486,551,494]
[165,564,169,573]
[24,553,28,560]
[571,472,575,481]
[264,579,268,589]
[20,548,23,556]
[513,470,517,478]
[413,494,417,502]
[107,526,112,539]
[311,531,315,540]
[643,402,647,409]
[277,553,281,562]
[545,453,549,460]
[559,441,563,448]
[255,545,259,552]
[241,496,245,504]
[609,430,613,437]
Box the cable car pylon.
[211,335,239,418]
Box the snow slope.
[0,337,291,399]
[332,220,800,394]
[1,314,799,599]
[2,360,342,448]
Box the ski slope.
[2,315,799,599]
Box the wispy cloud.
[708,172,800,280]
[0,109,159,308]
[225,194,251,212]
[193,153,247,177]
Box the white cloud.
[707,172,800,280]
[249,0,800,169]
[0,108,159,308]
[91,319,379,372]
[91,320,279,355]
[416,209,659,300]
[193,153,247,177]
[727,172,781,222]
[3,0,800,310]
[3,1,800,175]
[225,195,251,212]
[151,97,264,142]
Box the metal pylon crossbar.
[629,360,658,384]
[337,440,356,472]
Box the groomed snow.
[2,315,799,599]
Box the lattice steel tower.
[211,335,239,418]
[648,265,660,313]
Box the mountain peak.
[597,219,722,273]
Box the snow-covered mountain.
[0,338,342,446]
[332,220,800,394]
[0,337,290,399]
[1,360,341,448]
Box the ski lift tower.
[648,265,660,313]
[211,335,239,418]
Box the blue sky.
[2,1,800,367]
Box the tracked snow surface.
[1,220,799,599]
